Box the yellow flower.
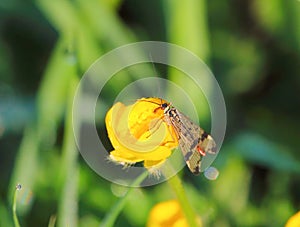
[285,211,300,227]
[147,200,201,227]
[105,97,178,169]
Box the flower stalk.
[13,184,21,227]
[164,163,201,227]
[168,175,200,227]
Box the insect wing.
[198,127,217,155]
[166,108,217,174]
[179,140,202,175]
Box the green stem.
[100,171,148,227]
[13,184,21,227]
[48,215,57,227]
[164,163,200,227]
[168,175,200,227]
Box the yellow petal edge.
[105,97,178,168]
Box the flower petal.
[105,98,179,169]
[147,200,189,227]
[285,211,300,227]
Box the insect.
[141,98,217,175]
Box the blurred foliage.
[0,0,300,226]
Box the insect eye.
[161,103,168,109]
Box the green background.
[0,0,300,226]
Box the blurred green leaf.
[164,0,211,121]
[100,172,148,227]
[0,200,13,227]
[8,126,38,214]
[253,0,285,35]
[57,76,79,227]
[233,132,300,173]
[36,38,76,144]
[212,157,251,217]
[123,189,151,226]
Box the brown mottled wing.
[166,108,217,175]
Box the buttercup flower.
[285,211,300,227]
[147,200,201,227]
[105,97,178,169]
